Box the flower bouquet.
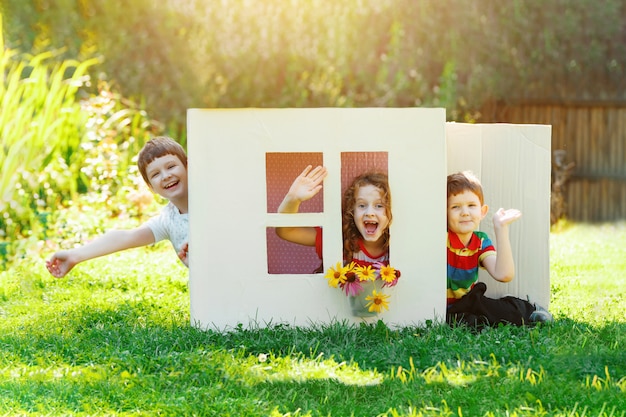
[325,261,401,316]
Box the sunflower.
[378,264,397,284]
[365,290,390,313]
[324,262,348,288]
[354,265,376,282]
[342,266,363,296]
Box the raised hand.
[493,208,522,229]
[286,165,327,203]
[276,165,328,245]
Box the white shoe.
[529,305,553,323]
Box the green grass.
[1,222,625,416]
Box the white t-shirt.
[145,202,189,262]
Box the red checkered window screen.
[340,152,388,194]
[265,151,388,274]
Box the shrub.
[0,26,164,266]
[3,0,626,132]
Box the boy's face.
[447,190,488,236]
[353,184,390,244]
[145,154,188,201]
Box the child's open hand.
[287,165,327,203]
[46,251,77,278]
[493,208,522,229]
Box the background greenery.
[2,0,626,130]
[2,0,626,262]
[0,27,163,263]
[0,2,625,415]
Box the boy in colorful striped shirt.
[446,171,552,326]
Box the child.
[276,165,392,269]
[446,171,552,326]
[46,136,189,278]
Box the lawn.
[0,222,624,416]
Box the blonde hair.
[342,172,392,260]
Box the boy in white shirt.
[46,136,189,277]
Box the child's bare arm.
[482,208,522,282]
[46,225,156,278]
[275,165,327,246]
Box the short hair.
[342,172,392,261]
[137,136,188,185]
[447,171,484,205]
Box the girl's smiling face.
[353,184,390,245]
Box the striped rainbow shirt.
[447,230,495,305]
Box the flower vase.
[349,280,384,317]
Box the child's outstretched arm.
[275,165,327,246]
[46,225,156,278]
[482,208,522,282]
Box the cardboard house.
[187,108,550,330]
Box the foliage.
[3,0,626,133]
[0,26,164,265]
[0,221,624,415]
[1,4,625,414]
[76,81,164,216]
[0,35,97,240]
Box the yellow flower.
[355,265,376,282]
[325,262,348,288]
[345,261,357,273]
[379,265,397,283]
[365,290,390,313]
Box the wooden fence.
[480,102,626,222]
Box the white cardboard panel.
[445,123,552,308]
[188,108,447,330]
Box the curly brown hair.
[341,172,392,261]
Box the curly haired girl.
[276,165,392,269]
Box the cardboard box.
[446,123,552,309]
[188,108,447,329]
[187,109,551,329]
